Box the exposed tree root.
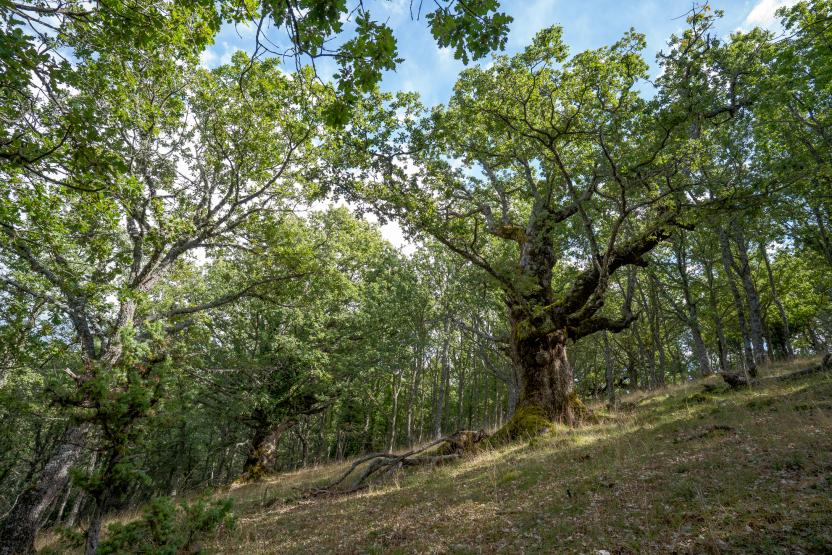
[309,430,488,496]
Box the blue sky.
[201,0,796,108]
[199,0,796,250]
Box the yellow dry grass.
[40,357,832,554]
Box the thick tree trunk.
[0,425,88,555]
[510,325,577,425]
[506,367,519,417]
[241,420,295,480]
[689,321,712,377]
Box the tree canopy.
[1,1,831,553]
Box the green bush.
[97,496,235,554]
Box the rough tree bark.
[501,215,675,429]
[241,419,297,480]
[0,425,88,555]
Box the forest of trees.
[1,0,830,553]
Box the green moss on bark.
[488,405,552,446]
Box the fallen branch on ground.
[309,430,487,496]
[719,352,832,389]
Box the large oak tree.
[336,10,763,429]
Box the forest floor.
[45,357,832,554]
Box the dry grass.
[41,357,832,554]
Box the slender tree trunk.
[84,497,105,555]
[66,450,96,529]
[405,346,422,447]
[681,286,712,377]
[719,227,756,375]
[0,425,88,555]
[603,332,615,405]
[759,240,793,358]
[648,275,666,387]
[388,370,401,453]
[626,350,638,391]
[294,425,309,467]
[731,221,767,366]
[468,365,479,429]
[810,201,832,266]
[703,258,729,373]
[807,325,824,353]
[433,316,451,439]
[632,320,649,389]
[673,236,712,376]
[456,354,465,431]
[54,483,71,526]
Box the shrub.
[97,496,235,554]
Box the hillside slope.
[215,364,832,554]
[43,361,832,554]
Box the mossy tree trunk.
[242,418,296,480]
[510,324,577,425]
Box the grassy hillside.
[46,359,832,554]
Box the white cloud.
[199,49,218,68]
[508,0,559,47]
[219,42,242,65]
[741,0,798,30]
[379,221,415,255]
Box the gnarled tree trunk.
[510,325,577,425]
[241,419,296,480]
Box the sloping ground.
[213,363,832,554]
[37,359,832,554]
